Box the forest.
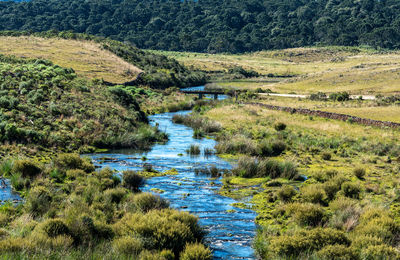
[0,0,400,53]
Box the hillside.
[0,54,171,159]
[158,47,400,95]
[0,0,399,53]
[0,36,142,84]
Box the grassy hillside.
[0,31,208,89]
[0,54,169,160]
[156,47,400,95]
[0,36,142,84]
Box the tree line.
[0,0,399,53]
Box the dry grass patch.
[0,36,142,83]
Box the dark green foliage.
[186,144,201,155]
[1,1,399,52]
[321,152,332,161]
[12,159,41,178]
[131,193,170,213]
[341,182,362,199]
[42,219,69,238]
[354,167,366,179]
[277,185,297,202]
[329,92,350,102]
[309,92,327,101]
[122,170,145,192]
[274,123,286,131]
[286,203,326,226]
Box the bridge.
[180,89,228,99]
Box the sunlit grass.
[154,47,400,95]
[0,36,142,83]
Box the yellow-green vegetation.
[0,154,207,259]
[0,36,142,84]
[156,47,400,95]
[183,99,400,259]
[255,95,400,123]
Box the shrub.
[328,197,361,231]
[186,144,201,155]
[301,184,326,204]
[341,182,362,199]
[114,209,203,256]
[26,186,52,217]
[10,172,25,191]
[270,140,286,156]
[274,122,287,131]
[112,236,143,256]
[215,135,257,155]
[41,218,70,238]
[123,170,145,192]
[356,211,400,243]
[361,244,400,260]
[131,193,169,213]
[234,157,298,179]
[54,154,95,173]
[353,167,366,179]
[286,203,326,226]
[12,159,41,178]
[323,175,347,201]
[321,152,332,161]
[277,185,297,202]
[0,237,33,253]
[105,188,128,204]
[351,235,383,251]
[0,159,13,177]
[269,227,350,257]
[66,169,86,180]
[181,243,212,260]
[316,244,357,260]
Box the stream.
[1,87,258,259]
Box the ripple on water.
[89,109,257,259]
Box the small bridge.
[180,89,227,99]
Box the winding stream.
[1,87,258,259]
[90,109,257,259]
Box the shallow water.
[90,109,257,259]
[0,178,21,203]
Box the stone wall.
[244,102,400,129]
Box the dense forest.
[0,0,400,53]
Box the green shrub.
[321,152,332,161]
[234,157,298,179]
[26,186,52,217]
[186,144,201,155]
[315,244,357,260]
[361,244,400,260]
[66,169,86,180]
[105,188,128,204]
[269,227,350,257]
[112,236,143,256]
[131,193,169,213]
[341,182,362,199]
[114,209,203,256]
[0,237,33,253]
[301,184,326,204]
[353,167,366,179]
[323,175,347,201]
[0,160,13,177]
[10,172,25,191]
[351,235,383,251]
[274,122,287,131]
[123,170,145,192]
[277,185,297,202]
[12,159,41,178]
[286,202,326,226]
[181,243,212,260]
[41,218,70,238]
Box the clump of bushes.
[341,181,362,199]
[354,167,366,179]
[274,122,287,131]
[122,170,145,192]
[130,193,169,213]
[233,156,298,179]
[301,184,326,205]
[172,114,221,134]
[277,185,297,202]
[186,144,201,155]
[286,203,326,226]
[181,243,212,260]
[269,227,350,257]
[12,159,41,178]
[321,152,332,161]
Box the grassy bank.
[0,154,211,259]
[178,97,400,259]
